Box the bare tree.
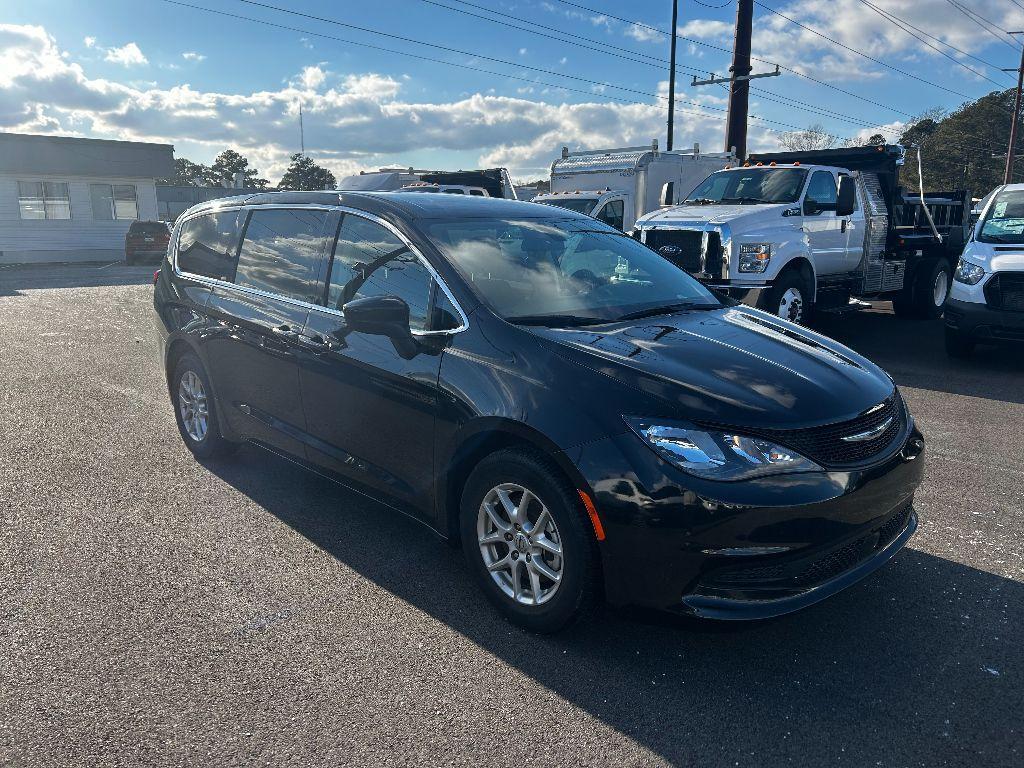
[777,123,840,152]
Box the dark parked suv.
[125,220,171,265]
[154,191,925,632]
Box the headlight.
[954,259,985,285]
[625,418,821,481]
[739,243,772,273]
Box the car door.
[802,170,845,275]
[296,211,460,514]
[839,172,867,273]
[203,206,332,458]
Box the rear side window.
[327,214,433,330]
[234,208,330,303]
[176,211,244,281]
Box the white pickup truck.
[634,145,970,323]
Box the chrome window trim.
[172,203,470,336]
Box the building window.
[18,181,71,220]
[90,183,139,220]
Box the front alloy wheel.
[477,483,564,606]
[778,286,805,323]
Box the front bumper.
[945,297,1024,343]
[566,423,925,618]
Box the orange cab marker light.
[578,490,605,541]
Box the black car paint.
[154,192,923,617]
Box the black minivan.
[154,191,924,632]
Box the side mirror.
[342,294,419,357]
[803,197,820,216]
[660,181,675,206]
[836,176,856,217]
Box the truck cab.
[635,145,969,324]
[536,190,627,230]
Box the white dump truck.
[634,145,971,323]
[533,142,733,231]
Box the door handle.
[841,219,848,233]
[297,332,329,351]
[272,324,299,339]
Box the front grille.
[984,271,1024,312]
[743,392,905,468]
[643,229,705,274]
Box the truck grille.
[644,229,723,277]
[739,392,905,468]
[984,272,1024,312]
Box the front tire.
[460,449,600,633]
[171,353,234,459]
[758,267,813,324]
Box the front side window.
[176,210,245,281]
[18,181,71,220]
[805,171,838,212]
[596,199,624,230]
[686,168,807,205]
[978,189,1024,244]
[327,214,433,330]
[234,208,330,302]
[422,217,723,325]
[90,183,138,220]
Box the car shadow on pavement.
[0,262,157,297]
[811,306,1024,406]
[205,444,1023,766]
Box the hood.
[961,239,1024,272]
[528,306,894,430]
[642,202,789,226]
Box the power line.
[856,0,1013,84]
[421,0,890,129]
[942,0,1023,51]
[155,0,810,136]
[550,0,916,118]
[754,1,977,99]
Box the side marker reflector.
[578,490,605,541]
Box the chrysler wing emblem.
[658,245,682,257]
[840,415,894,443]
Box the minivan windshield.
[686,167,807,205]
[978,188,1024,244]
[422,217,723,326]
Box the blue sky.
[3,0,1024,182]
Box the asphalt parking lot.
[1,262,1021,767]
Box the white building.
[0,132,174,264]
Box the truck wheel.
[944,326,975,358]
[758,268,812,324]
[896,259,951,319]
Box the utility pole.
[1003,32,1024,184]
[690,0,777,160]
[725,0,754,160]
[666,0,679,151]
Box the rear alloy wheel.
[460,449,600,633]
[172,353,235,459]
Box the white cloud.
[182,51,206,62]
[104,42,147,67]
[298,65,327,89]
[625,23,662,44]
[83,36,95,48]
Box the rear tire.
[944,326,975,358]
[894,259,951,319]
[757,267,813,324]
[460,449,600,633]
[171,353,235,459]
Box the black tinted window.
[234,208,329,302]
[328,214,433,330]
[596,199,624,230]
[176,211,244,281]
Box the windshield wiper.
[720,196,771,205]
[613,302,719,322]
[684,197,718,205]
[981,233,1024,243]
[505,313,606,327]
